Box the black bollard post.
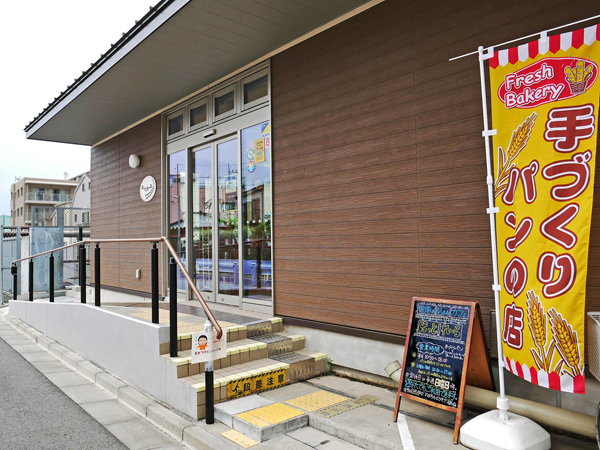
[79,244,86,304]
[95,244,100,307]
[11,264,17,300]
[29,260,33,302]
[205,320,214,425]
[49,253,54,303]
[169,258,177,357]
[151,243,159,324]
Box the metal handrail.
[11,236,223,339]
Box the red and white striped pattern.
[489,24,600,68]
[503,356,585,394]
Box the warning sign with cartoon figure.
[191,330,227,363]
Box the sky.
[0,0,156,215]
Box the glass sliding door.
[183,123,271,308]
[217,137,240,304]
[241,122,272,301]
[168,150,187,291]
[191,146,213,301]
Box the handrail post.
[49,253,54,303]
[29,259,34,302]
[204,319,215,424]
[169,258,177,357]
[151,243,159,324]
[95,244,100,307]
[11,264,17,300]
[79,244,86,304]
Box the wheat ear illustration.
[494,112,537,198]
[526,291,551,372]
[548,308,582,377]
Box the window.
[243,69,268,107]
[88,182,91,190]
[190,98,208,129]
[20,207,23,215]
[20,188,23,196]
[167,110,184,137]
[74,213,78,222]
[214,84,235,119]
[168,150,187,290]
[166,64,269,143]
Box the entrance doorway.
[189,122,271,307]
[169,120,272,311]
[191,136,239,306]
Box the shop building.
[23,0,600,410]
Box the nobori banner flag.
[489,24,600,394]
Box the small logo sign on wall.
[140,175,156,202]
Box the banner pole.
[477,45,509,420]
[461,42,551,450]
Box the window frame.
[242,68,269,111]
[189,96,209,132]
[167,109,185,139]
[212,83,237,122]
[165,63,270,146]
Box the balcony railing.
[26,192,73,202]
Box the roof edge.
[24,0,179,134]
[90,0,385,148]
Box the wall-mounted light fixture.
[129,154,141,168]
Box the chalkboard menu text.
[393,297,494,445]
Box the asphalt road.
[0,328,127,450]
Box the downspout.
[385,361,597,441]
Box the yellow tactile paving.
[237,403,303,427]
[129,309,238,333]
[285,390,349,412]
[236,412,271,428]
[221,429,259,448]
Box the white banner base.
[460,410,550,450]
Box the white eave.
[25,0,372,147]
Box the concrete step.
[177,349,328,419]
[165,332,308,379]
[161,317,284,354]
[215,395,308,442]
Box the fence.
[0,207,91,302]
[31,206,91,287]
[0,226,22,303]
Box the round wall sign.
[140,175,157,202]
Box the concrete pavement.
[1,305,597,450]
[0,310,188,450]
[0,321,126,449]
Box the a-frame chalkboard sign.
[393,297,494,445]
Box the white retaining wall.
[9,300,199,419]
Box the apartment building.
[10,177,78,226]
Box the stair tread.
[179,349,326,388]
[163,332,308,364]
[175,317,283,339]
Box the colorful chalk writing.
[400,300,471,409]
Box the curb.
[0,311,233,450]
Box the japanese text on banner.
[489,25,600,394]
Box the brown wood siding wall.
[90,116,162,294]
[271,0,600,339]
